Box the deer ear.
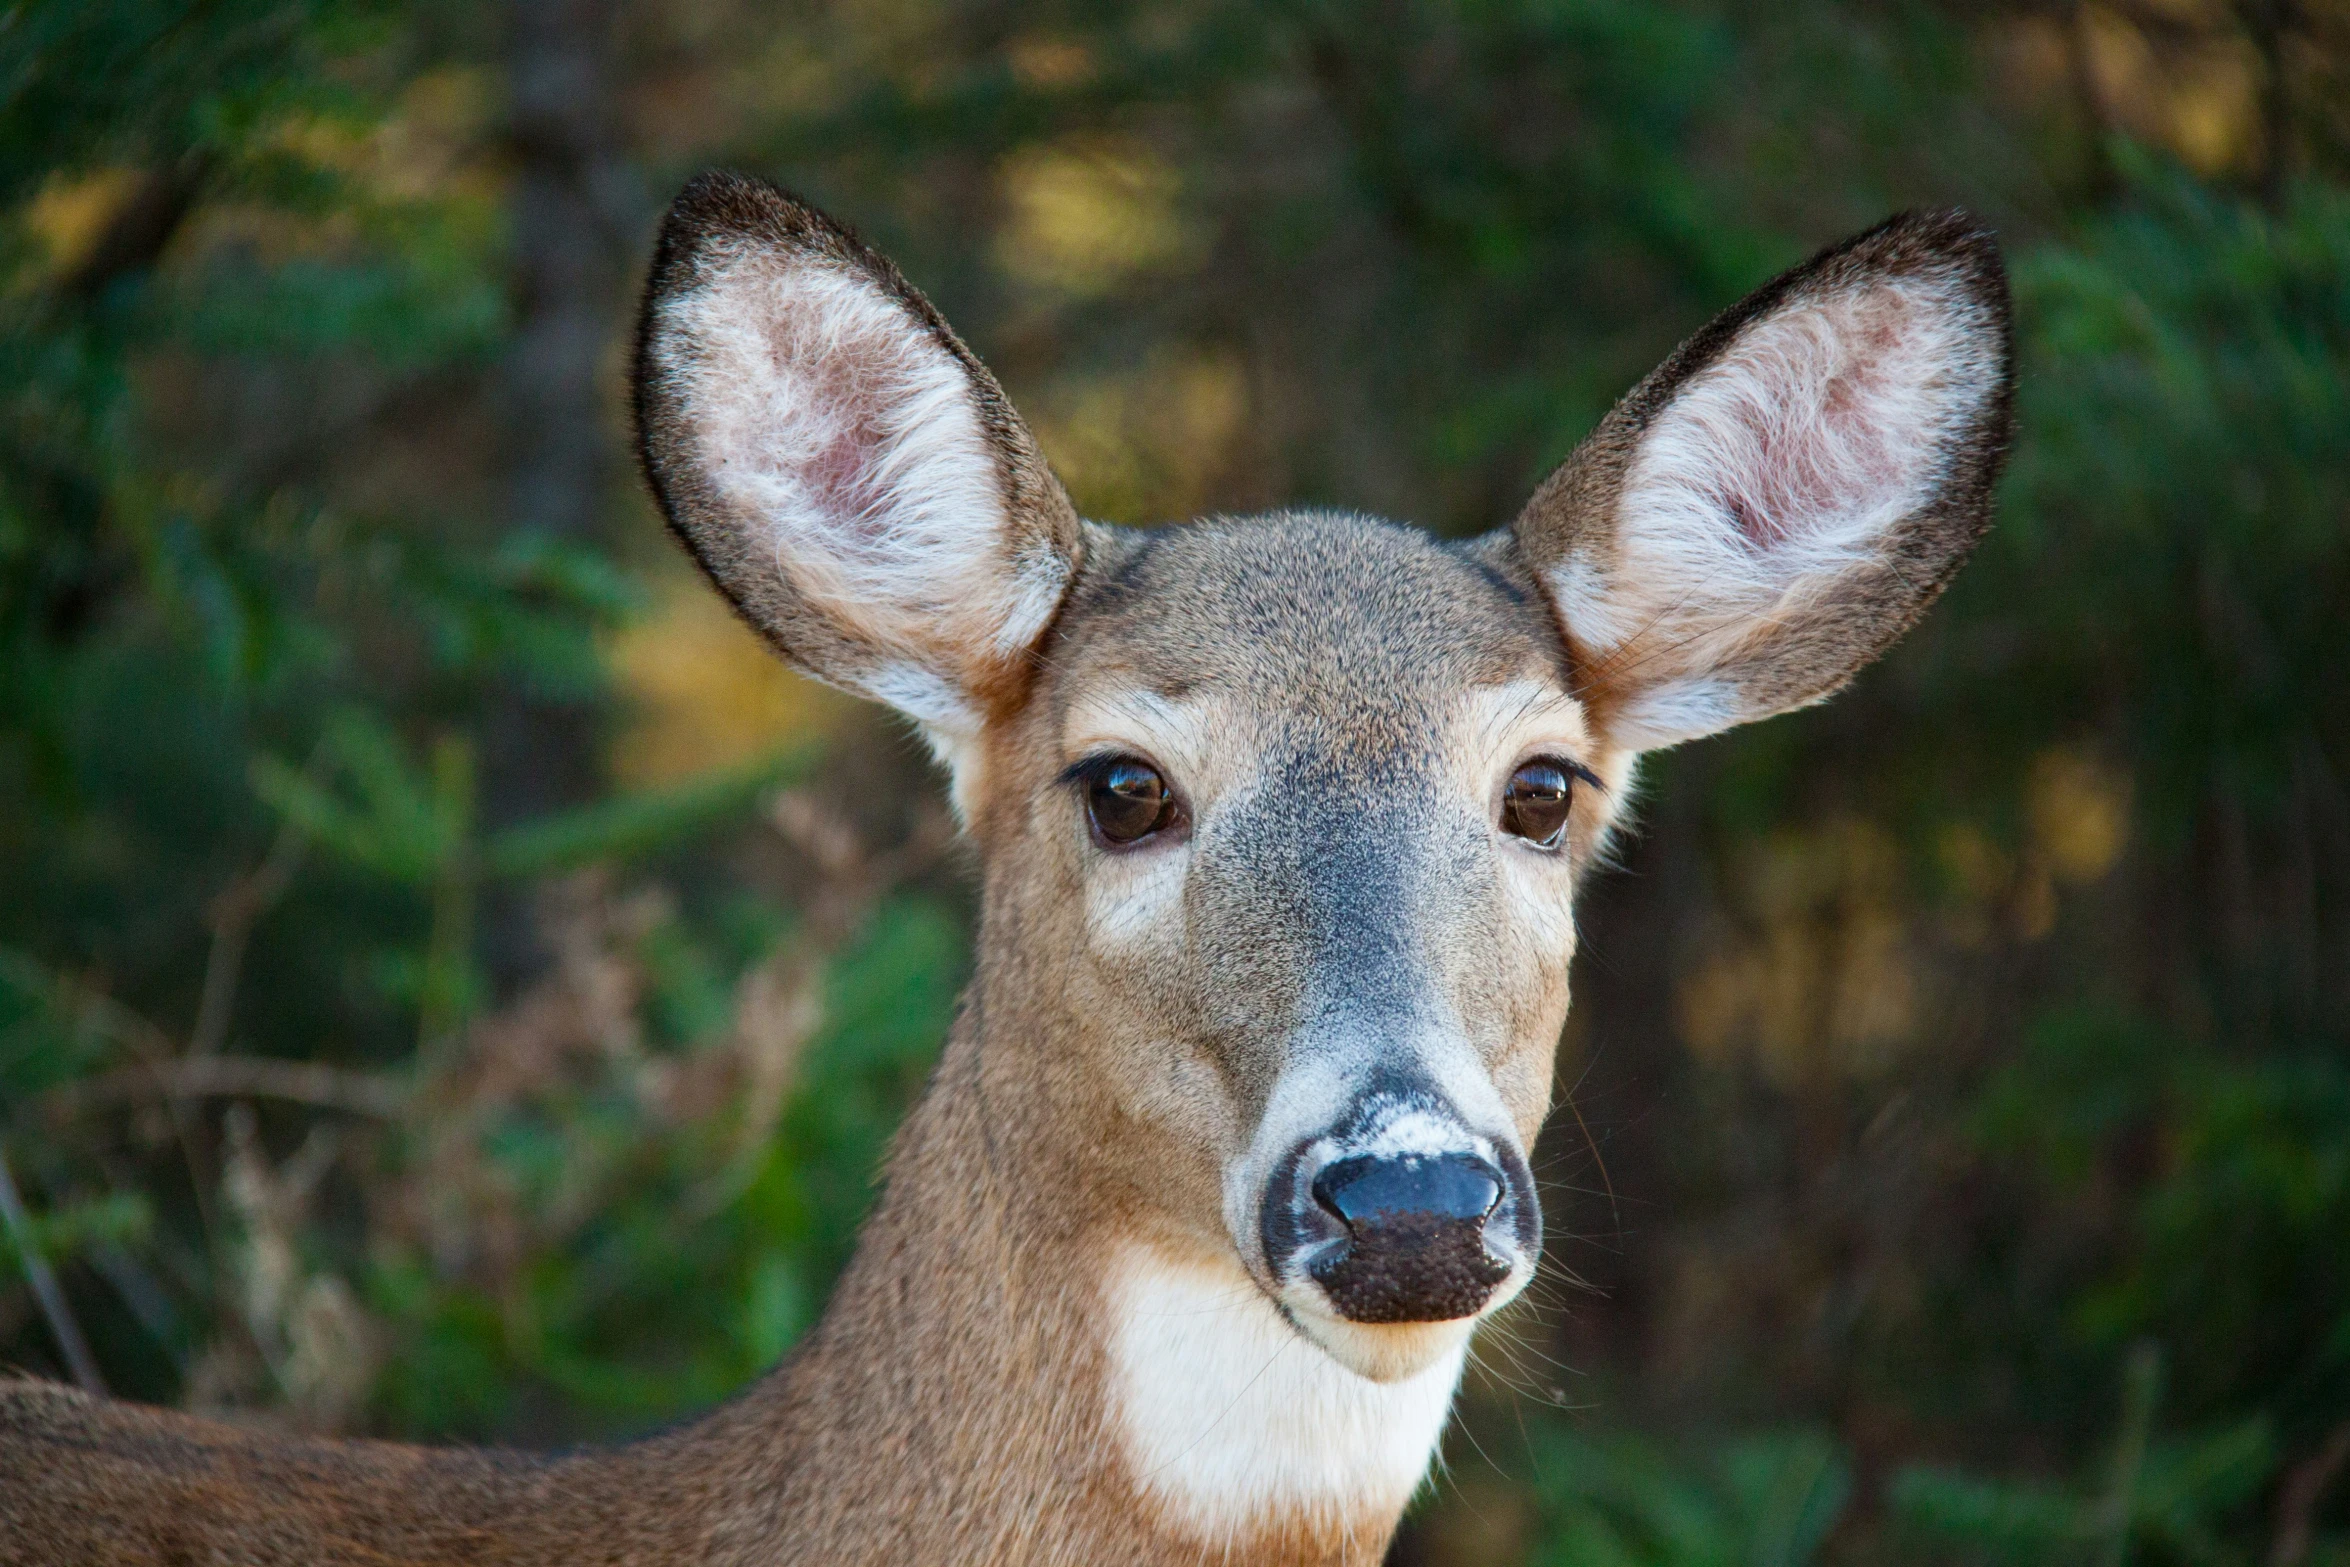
[1507,210,2014,752]
[633,172,1082,741]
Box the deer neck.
[681,998,1463,1566]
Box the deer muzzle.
[1250,1077,1541,1342]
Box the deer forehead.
[1040,511,1584,769]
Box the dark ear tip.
[1881,205,1996,244]
[651,170,875,278]
[662,169,784,238]
[1837,207,2009,298]
[673,167,762,203]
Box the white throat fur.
[1104,1242,1468,1543]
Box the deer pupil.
[1088,759,1174,845]
[1501,761,1573,847]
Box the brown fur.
[0,176,2012,1566]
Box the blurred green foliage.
[0,1,2345,1564]
[1522,1427,1854,1566]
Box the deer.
[0,172,2012,1566]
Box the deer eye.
[1500,759,1578,849]
[1077,756,1181,848]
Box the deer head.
[634,171,2009,1526]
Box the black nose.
[1306,1152,1513,1323]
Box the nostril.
[1307,1163,1351,1225]
[1310,1152,1505,1231]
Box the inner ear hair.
[1509,209,2015,753]
[632,172,1081,738]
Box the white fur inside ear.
[1606,676,1742,753]
[1555,274,1998,743]
[654,246,1070,716]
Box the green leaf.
[482,744,821,881]
[0,1190,151,1279]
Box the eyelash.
[1059,752,1147,789]
[1545,758,1604,792]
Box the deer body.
[0,176,2012,1566]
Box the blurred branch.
[38,1059,407,1124]
[2096,1342,2165,1567]
[0,947,177,1061]
[2066,0,2122,199]
[2098,0,2238,45]
[2236,0,2306,209]
[486,0,639,871]
[0,1146,106,1396]
[1299,19,1441,249]
[189,809,311,1060]
[2,945,402,1123]
[225,364,488,503]
[2270,1424,2350,1567]
[58,155,210,302]
[0,940,232,1273]
[417,735,478,1057]
[685,789,958,1213]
